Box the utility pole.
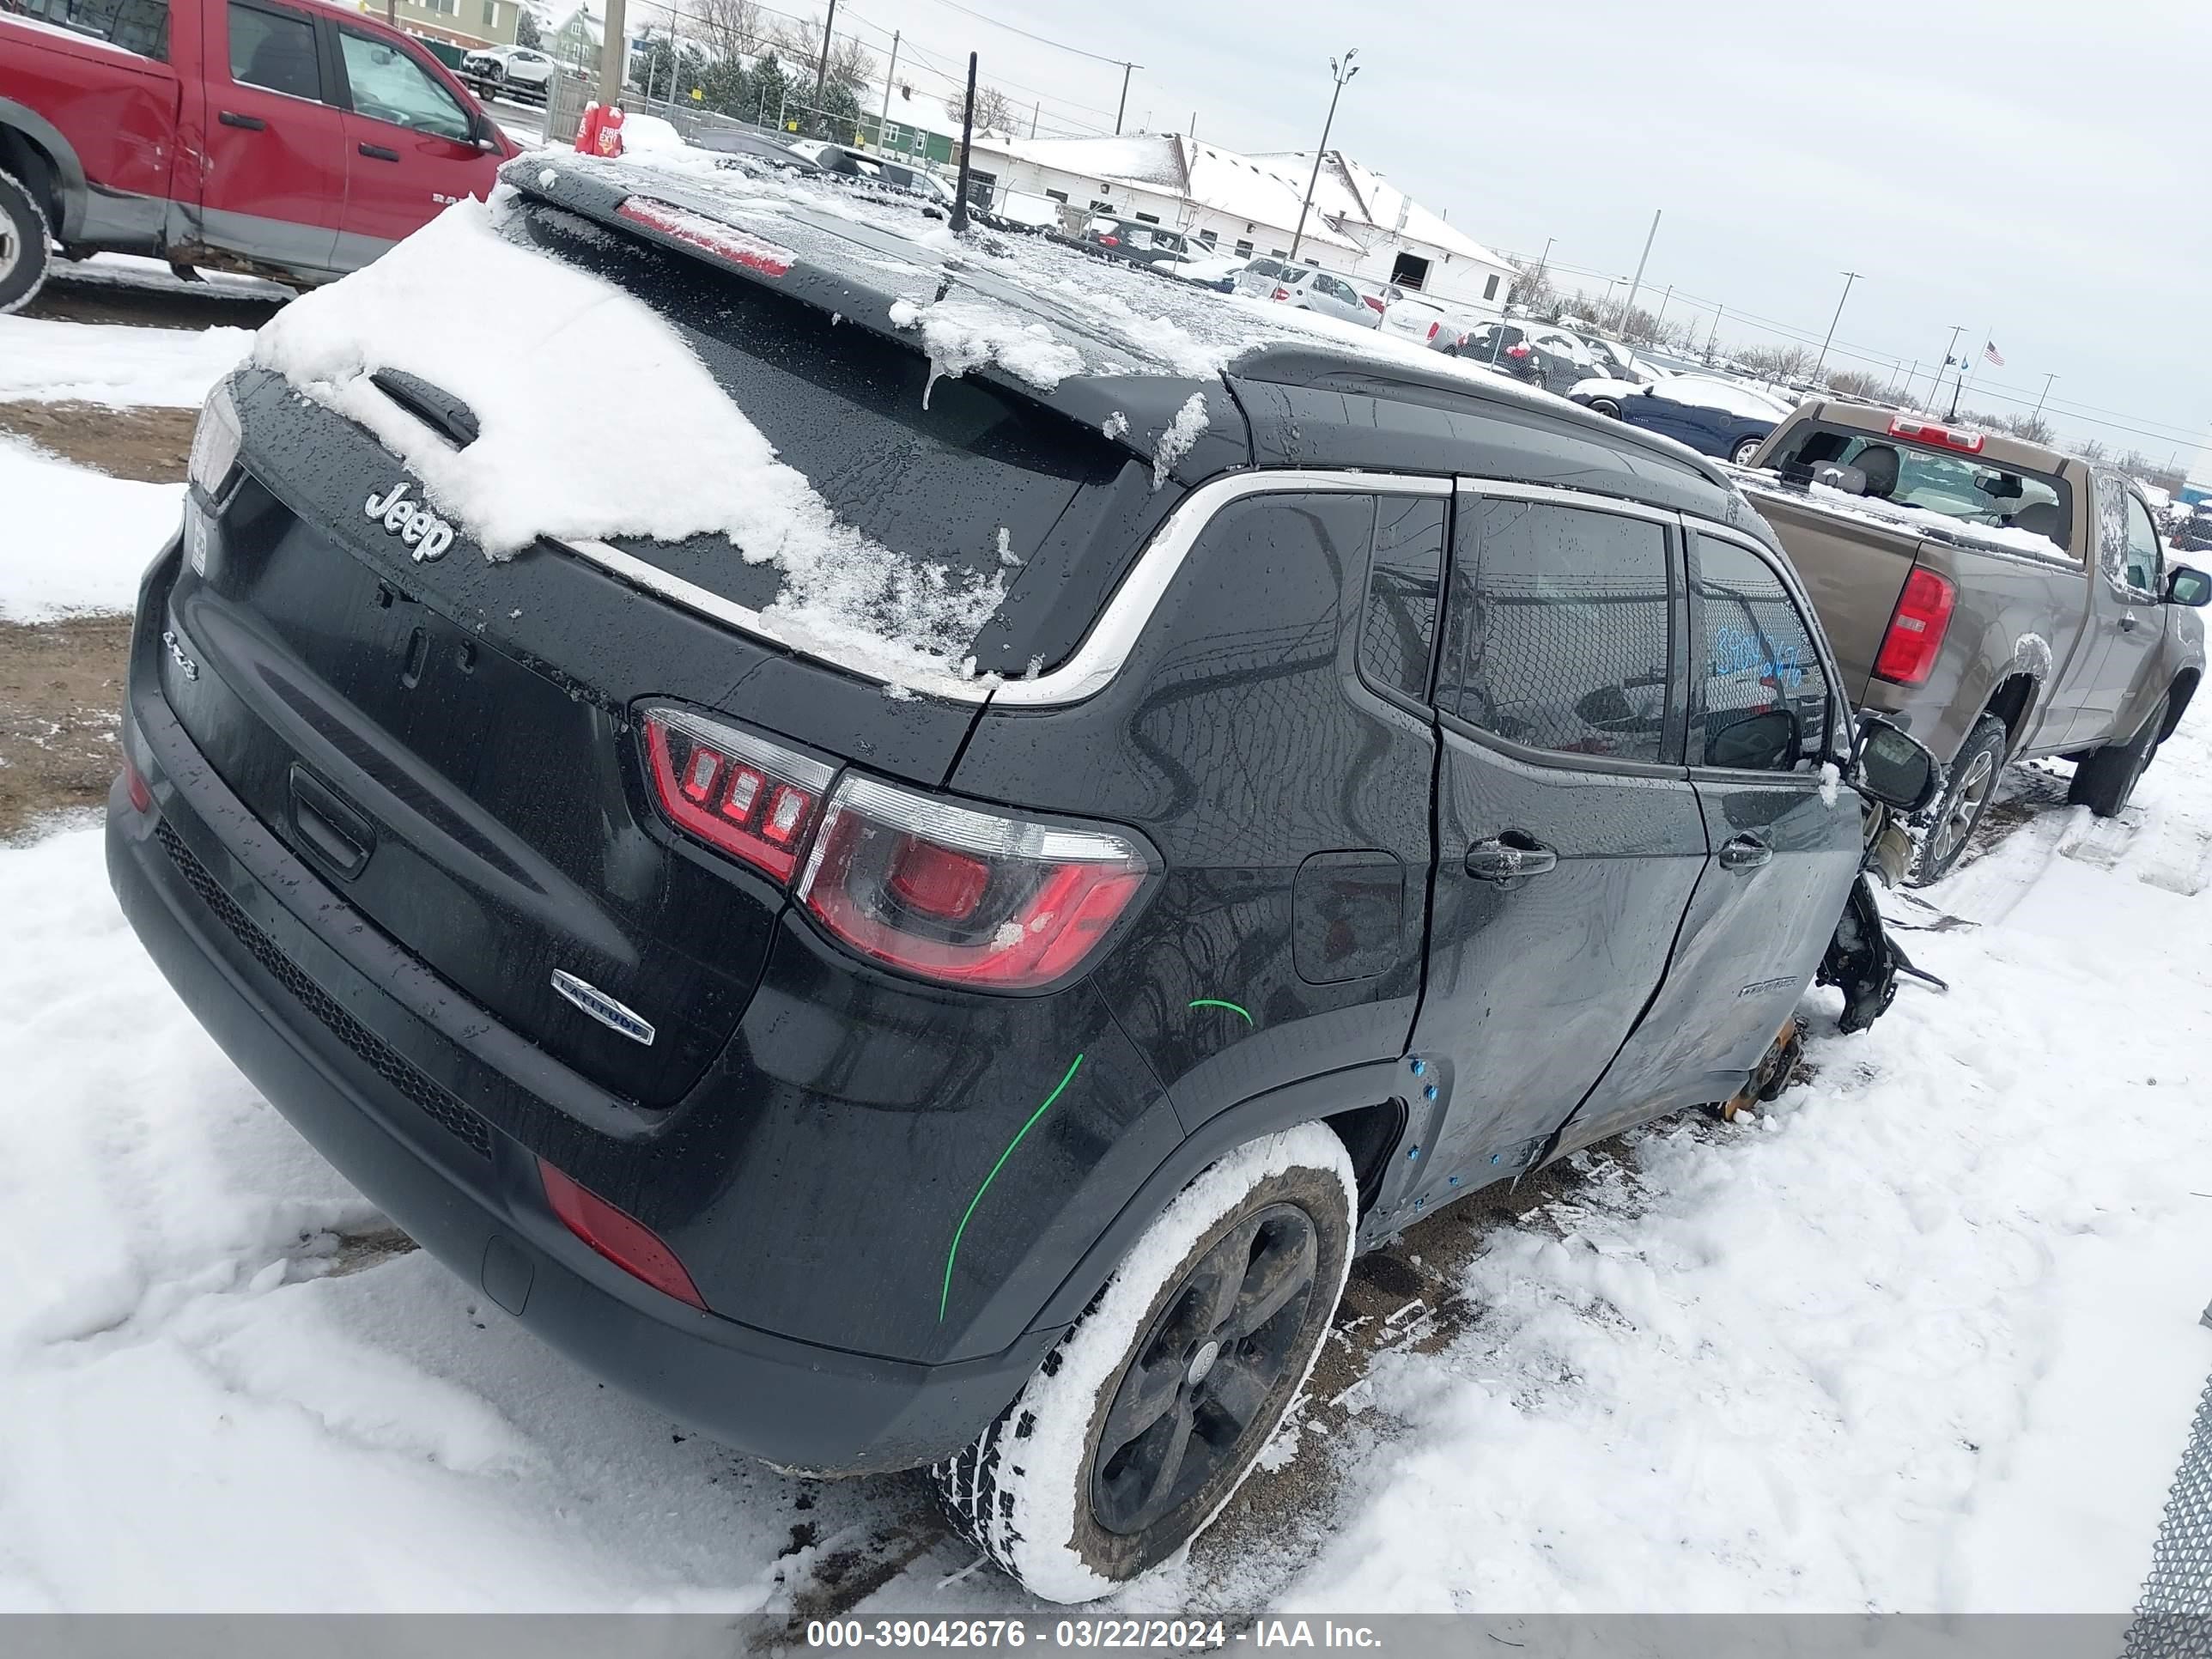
[1030,100,1039,138]
[1621,209,1661,319]
[879,31,899,130]
[1534,236,1553,282]
[1114,63,1136,134]
[1650,283,1673,339]
[598,0,627,106]
[1948,321,1990,422]
[951,52,976,235]
[1813,270,1862,380]
[1936,324,1966,419]
[2033,372,2059,418]
[1289,49,1357,263]
[1705,304,1723,363]
[813,0,839,106]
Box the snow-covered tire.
[2069,691,2167,818]
[1910,714,2007,886]
[0,167,53,317]
[932,1123,1355,1604]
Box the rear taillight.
[641,703,833,883]
[538,1159,705,1309]
[1364,295,1387,313]
[1889,416,1985,454]
[1873,568,1957,686]
[796,775,1152,992]
[122,753,152,814]
[1425,321,1440,341]
[1099,234,1120,246]
[617,197,794,277]
[1506,343,1532,359]
[1271,287,1291,301]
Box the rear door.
[198,0,345,272]
[1559,524,1861,1152]
[331,24,495,264]
[1411,485,1709,1181]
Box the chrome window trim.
[1453,476,1680,527]
[560,469,1451,709]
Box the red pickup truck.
[0,0,519,312]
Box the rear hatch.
[161,167,1231,1108]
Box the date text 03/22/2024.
[802,1619,1383,1649]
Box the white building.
[963,132,1512,313]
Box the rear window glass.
[511,201,1139,678]
[1773,422,2072,551]
[17,0,169,58]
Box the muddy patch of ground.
[0,613,131,842]
[0,400,198,484]
[22,272,286,332]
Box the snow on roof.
[1250,149,1511,272]
[968,133,1362,253]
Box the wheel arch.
[1983,669,2041,757]
[0,100,88,241]
[1025,1060,1410,1334]
[2160,667,2199,744]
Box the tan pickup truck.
[1741,404,2210,882]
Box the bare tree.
[687,0,765,63]
[1826,368,1887,400]
[945,82,1019,134]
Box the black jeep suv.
[108,156,1926,1602]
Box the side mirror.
[1850,715,1942,813]
[2166,564,2212,607]
[1707,707,1801,771]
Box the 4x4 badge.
[364,480,455,562]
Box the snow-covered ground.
[0,440,182,621]
[0,313,252,407]
[7,737,2208,1612]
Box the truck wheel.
[2068,692,2167,818]
[932,1123,1354,1604]
[0,167,52,317]
[1911,714,2007,885]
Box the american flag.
[1983,340,2005,367]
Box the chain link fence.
[2128,1370,2212,1656]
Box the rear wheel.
[1730,434,1765,465]
[932,1123,1354,1604]
[1911,714,2007,885]
[2069,692,2167,818]
[1589,397,1623,419]
[0,167,52,317]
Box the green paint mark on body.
[1188,998,1254,1025]
[939,1054,1085,1322]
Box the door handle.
[2120,611,2140,633]
[1465,836,1559,881]
[1718,834,1772,871]
[357,143,401,161]
[218,110,266,130]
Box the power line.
[897,0,1132,67]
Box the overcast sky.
[781,0,2209,472]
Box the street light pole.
[1813,270,1863,380]
[1621,208,1661,319]
[2033,372,2059,418]
[1288,50,1357,264]
[1114,62,1137,134]
[1936,324,1966,416]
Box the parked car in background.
[111,155,1939,1605]
[2172,502,2212,555]
[1235,259,1379,327]
[1741,406,2209,880]
[699,131,825,177]
[1634,345,1711,377]
[1349,276,1401,323]
[0,0,518,312]
[1078,216,1196,271]
[1573,332,1668,385]
[1154,251,1245,292]
[1382,294,1475,353]
[1455,320,1600,395]
[459,43,553,102]
[1572,374,1796,464]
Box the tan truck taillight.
[1872,568,1958,687]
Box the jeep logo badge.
[363,480,455,562]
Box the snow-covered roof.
[1249,150,1511,273]
[968,134,1363,254]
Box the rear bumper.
[107,548,1053,1474]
